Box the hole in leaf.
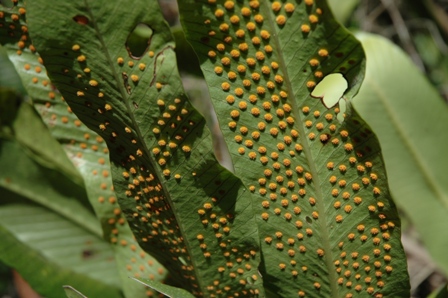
[311,73,348,123]
[311,73,348,109]
[306,216,312,224]
[126,23,153,59]
[73,15,89,25]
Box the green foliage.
[0,47,25,94]
[0,0,412,297]
[0,203,121,298]
[327,0,359,24]
[0,261,11,295]
[0,88,99,235]
[178,0,408,296]
[131,277,196,298]
[25,0,263,296]
[0,89,125,297]
[353,32,448,276]
[63,286,88,298]
[428,283,448,298]
[0,2,166,297]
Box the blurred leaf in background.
[327,0,360,25]
[329,0,448,103]
[0,89,122,298]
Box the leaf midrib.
[260,1,339,295]
[81,0,204,292]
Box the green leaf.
[0,87,21,126]
[0,47,26,94]
[0,3,168,296]
[179,0,409,296]
[1,91,85,188]
[428,283,448,298]
[131,277,196,298]
[26,0,263,296]
[0,261,11,296]
[0,203,122,298]
[327,0,359,25]
[0,95,99,236]
[0,89,124,297]
[353,33,448,275]
[63,286,88,298]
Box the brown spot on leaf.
[73,15,89,25]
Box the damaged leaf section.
[126,23,154,59]
[311,73,348,122]
[311,73,347,109]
